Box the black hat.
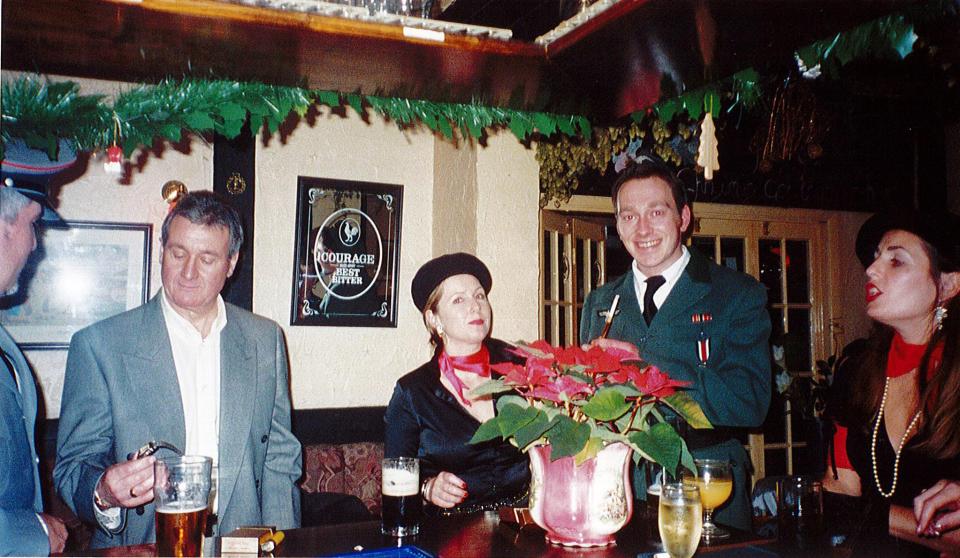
[856,210,960,271]
[1,176,65,225]
[411,252,492,312]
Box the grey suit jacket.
[0,325,49,556]
[54,295,301,548]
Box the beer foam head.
[382,468,418,496]
[156,503,208,514]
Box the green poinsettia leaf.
[679,440,697,476]
[605,384,641,398]
[513,412,552,449]
[564,369,593,383]
[468,378,512,397]
[545,415,591,460]
[469,417,504,444]
[574,436,604,466]
[495,403,540,439]
[557,117,575,136]
[581,388,631,421]
[663,392,712,429]
[628,422,682,473]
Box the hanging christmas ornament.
[697,111,719,180]
[104,145,123,174]
[104,113,124,174]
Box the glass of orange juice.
[689,459,733,542]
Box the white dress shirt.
[631,245,691,315]
[160,289,225,469]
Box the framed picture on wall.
[0,221,152,350]
[290,177,403,327]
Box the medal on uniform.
[692,312,712,366]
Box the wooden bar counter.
[59,510,792,557]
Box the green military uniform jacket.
[580,248,771,530]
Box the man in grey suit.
[581,155,771,531]
[55,191,301,548]
[1,181,68,555]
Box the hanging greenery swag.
[0,7,933,206]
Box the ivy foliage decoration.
[795,13,917,79]
[0,78,106,161]
[1,74,593,164]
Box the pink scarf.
[438,345,491,407]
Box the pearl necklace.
[871,376,923,499]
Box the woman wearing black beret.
[825,210,960,556]
[384,253,529,515]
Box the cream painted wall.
[2,71,543,416]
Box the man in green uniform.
[581,155,771,531]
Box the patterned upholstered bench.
[300,441,383,516]
[293,407,387,520]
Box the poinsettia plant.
[469,341,712,476]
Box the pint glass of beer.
[154,455,212,557]
[381,457,420,536]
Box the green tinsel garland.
[0,6,928,207]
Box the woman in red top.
[825,211,960,556]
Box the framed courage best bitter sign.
[290,177,403,328]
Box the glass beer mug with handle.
[154,455,213,557]
[381,457,421,537]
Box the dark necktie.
[643,275,666,326]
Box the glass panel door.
[540,212,607,346]
[693,217,827,484]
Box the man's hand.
[95,456,157,509]
[39,513,67,554]
[582,337,640,358]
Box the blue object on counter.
[320,545,435,558]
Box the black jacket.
[384,338,529,514]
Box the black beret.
[411,252,492,312]
[856,210,960,272]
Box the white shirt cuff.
[35,513,50,536]
[93,490,122,529]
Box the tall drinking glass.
[154,455,212,557]
[691,459,733,542]
[381,457,421,536]
[658,483,703,558]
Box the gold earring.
[436,323,445,337]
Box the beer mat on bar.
[638,546,779,558]
[320,545,434,558]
